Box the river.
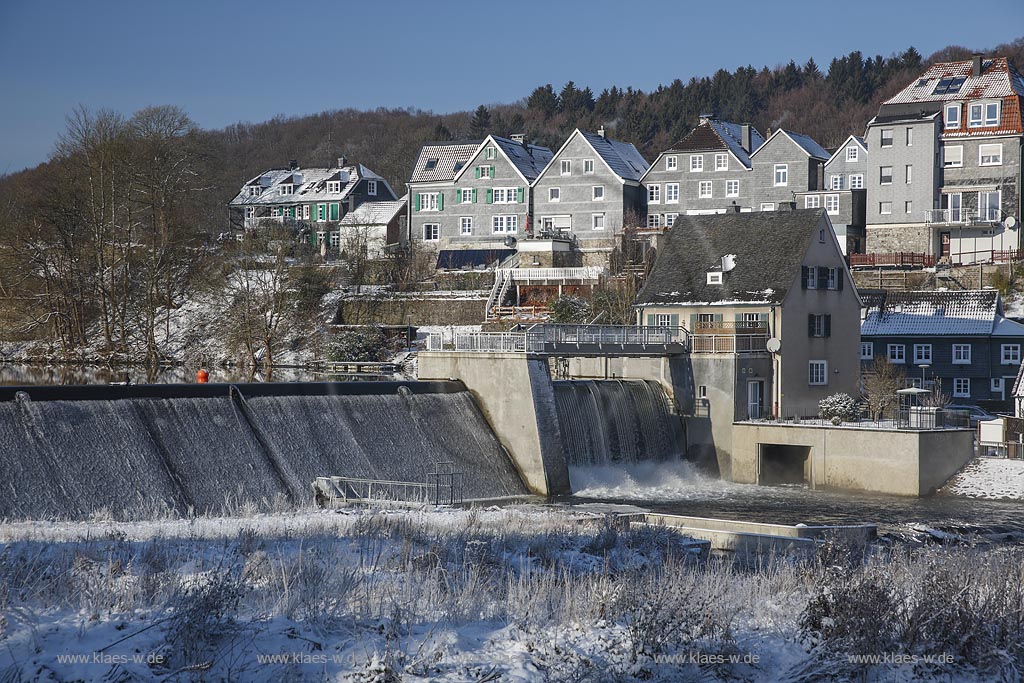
[0,363,398,385]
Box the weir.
[0,382,528,520]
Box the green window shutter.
[517,187,524,203]
[824,314,832,337]
[646,314,655,326]
[713,314,723,322]
[414,194,420,211]
[329,203,339,220]
[475,167,481,179]
[759,313,769,324]
[438,193,444,211]
[689,314,696,331]
[837,269,844,290]
[472,188,477,203]
[486,188,493,204]
[669,314,679,328]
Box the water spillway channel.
[0,382,528,520]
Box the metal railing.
[925,208,1002,224]
[692,321,769,332]
[312,463,464,506]
[499,266,605,281]
[744,408,972,431]
[690,333,768,354]
[455,332,536,352]
[426,324,689,353]
[849,252,936,268]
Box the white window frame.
[804,195,820,209]
[367,180,377,196]
[1001,344,1021,365]
[880,129,893,147]
[849,174,864,189]
[654,313,671,327]
[422,223,439,241]
[846,146,859,162]
[479,165,493,179]
[806,267,817,289]
[905,201,913,215]
[760,202,775,211]
[279,184,294,195]
[880,201,892,215]
[592,185,605,201]
[665,183,679,203]
[491,214,518,234]
[647,214,662,229]
[316,203,326,221]
[548,187,560,202]
[460,188,474,204]
[690,155,703,172]
[329,231,340,248]
[665,156,678,171]
[698,181,712,199]
[952,344,971,364]
[945,103,960,129]
[808,360,828,386]
[419,192,439,211]
[979,190,1001,222]
[707,272,723,285]
[664,213,678,227]
[584,159,595,174]
[827,267,838,290]
[913,344,932,364]
[860,343,873,360]
[979,143,1003,166]
[714,153,728,171]
[906,127,913,146]
[326,181,342,193]
[560,160,571,176]
[825,194,839,216]
[942,146,963,168]
[830,174,845,190]
[953,378,970,398]
[591,213,605,230]
[648,184,661,203]
[888,344,905,364]
[905,165,912,184]
[460,217,473,235]
[492,187,518,204]
[485,146,497,159]
[984,101,1000,126]
[774,164,788,186]
[880,166,893,185]
[726,180,739,197]
[969,103,983,127]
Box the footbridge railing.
[426,324,689,355]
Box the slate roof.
[229,164,395,206]
[859,290,1024,336]
[752,129,830,161]
[409,141,482,183]
[635,209,825,306]
[577,130,650,180]
[664,118,765,169]
[490,136,554,181]
[825,134,868,167]
[338,200,405,227]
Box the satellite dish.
[766,337,781,353]
[721,254,737,272]
[1006,216,1017,229]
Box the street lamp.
[919,363,930,389]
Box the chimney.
[972,53,983,78]
[741,124,752,153]
[699,112,714,124]
[597,125,606,138]
[510,133,526,144]
[289,159,299,171]
[337,156,347,168]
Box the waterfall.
[552,380,685,467]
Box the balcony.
[690,321,769,354]
[924,208,1002,225]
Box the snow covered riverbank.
[2,506,1023,682]
[943,457,1024,500]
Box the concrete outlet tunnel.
[758,444,811,485]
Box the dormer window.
[367,180,377,196]
[326,181,341,193]
[279,184,294,195]
[248,186,262,197]
[945,103,960,129]
[969,102,1000,128]
[707,271,723,285]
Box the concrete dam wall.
[0,382,527,520]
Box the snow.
[943,457,1024,500]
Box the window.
[945,103,961,129]
[279,184,294,195]
[584,159,595,174]
[654,313,671,327]
[808,314,831,337]
[330,232,340,248]
[906,128,913,146]
[244,206,256,220]
[994,378,1004,393]
[860,342,874,360]
[953,378,971,398]
[485,146,497,160]
[367,180,377,196]
[726,180,739,197]
[478,165,493,179]
[880,202,892,215]
[560,160,571,176]
[665,156,678,171]
[849,174,864,189]
[592,186,605,201]
[979,191,1001,221]
[970,102,1000,127]
[422,223,439,241]
[647,214,662,228]
[846,146,859,162]
[825,194,840,215]
[969,103,983,127]
[592,213,605,230]
[664,213,678,227]
[699,181,712,198]
[665,183,679,203]
[247,185,262,197]
[492,187,518,204]
[827,267,838,289]
[714,153,728,171]
[1001,344,1021,364]
[806,266,817,289]
[418,192,439,211]
[760,202,776,211]
[460,217,473,235]
[905,165,912,184]
[913,344,932,364]
[953,344,971,364]
[690,155,703,172]
[830,175,845,190]
[888,344,905,363]
[808,361,828,386]
[985,102,1000,126]
[774,164,788,186]
[698,385,707,399]
[905,201,913,214]
[979,144,1003,166]
[648,184,661,203]
[317,204,326,221]
[424,158,439,171]
[492,215,518,233]
[460,188,475,203]
[942,146,963,168]
[548,187,560,202]
[326,181,341,193]
[805,195,820,209]
[303,205,310,220]
[707,272,723,285]
[880,129,893,147]
[880,166,893,184]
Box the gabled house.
[227,158,397,236]
[635,208,860,476]
[860,290,1024,405]
[531,127,649,261]
[640,115,765,225]
[748,129,830,209]
[864,55,1024,263]
[795,134,868,254]
[407,135,553,256]
[335,199,408,258]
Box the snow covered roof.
[752,129,830,161]
[860,290,1024,337]
[338,200,405,227]
[228,164,395,206]
[489,136,553,181]
[661,118,765,170]
[409,141,482,184]
[577,130,649,181]
[885,57,1024,105]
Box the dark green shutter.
[517,187,524,203]
[837,269,844,290]
[475,167,481,179]
[670,314,679,328]
[824,315,832,337]
[438,193,444,211]
[472,188,477,203]
[486,189,493,204]
[801,266,809,289]
[414,194,420,211]
[818,266,828,286]
[713,314,723,323]
[646,314,655,326]
[689,314,696,331]
[808,314,816,337]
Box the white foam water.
[568,461,755,502]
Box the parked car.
[946,404,999,427]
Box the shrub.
[818,392,859,422]
[328,326,389,362]
[548,295,591,324]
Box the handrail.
[499,266,605,281]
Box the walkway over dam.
[426,324,689,357]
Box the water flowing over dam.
[552,379,685,467]
[0,382,528,520]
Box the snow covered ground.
[2,506,1022,682]
[944,457,1024,499]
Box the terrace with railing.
[925,208,1003,225]
[690,320,770,354]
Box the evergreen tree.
[431,122,453,141]
[526,85,559,118]
[559,81,595,114]
[469,105,491,138]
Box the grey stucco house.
[747,129,830,208]
[796,134,868,254]
[864,55,1024,263]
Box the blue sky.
[1,0,1022,173]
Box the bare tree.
[862,359,906,420]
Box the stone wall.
[336,297,486,325]
[865,225,932,253]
